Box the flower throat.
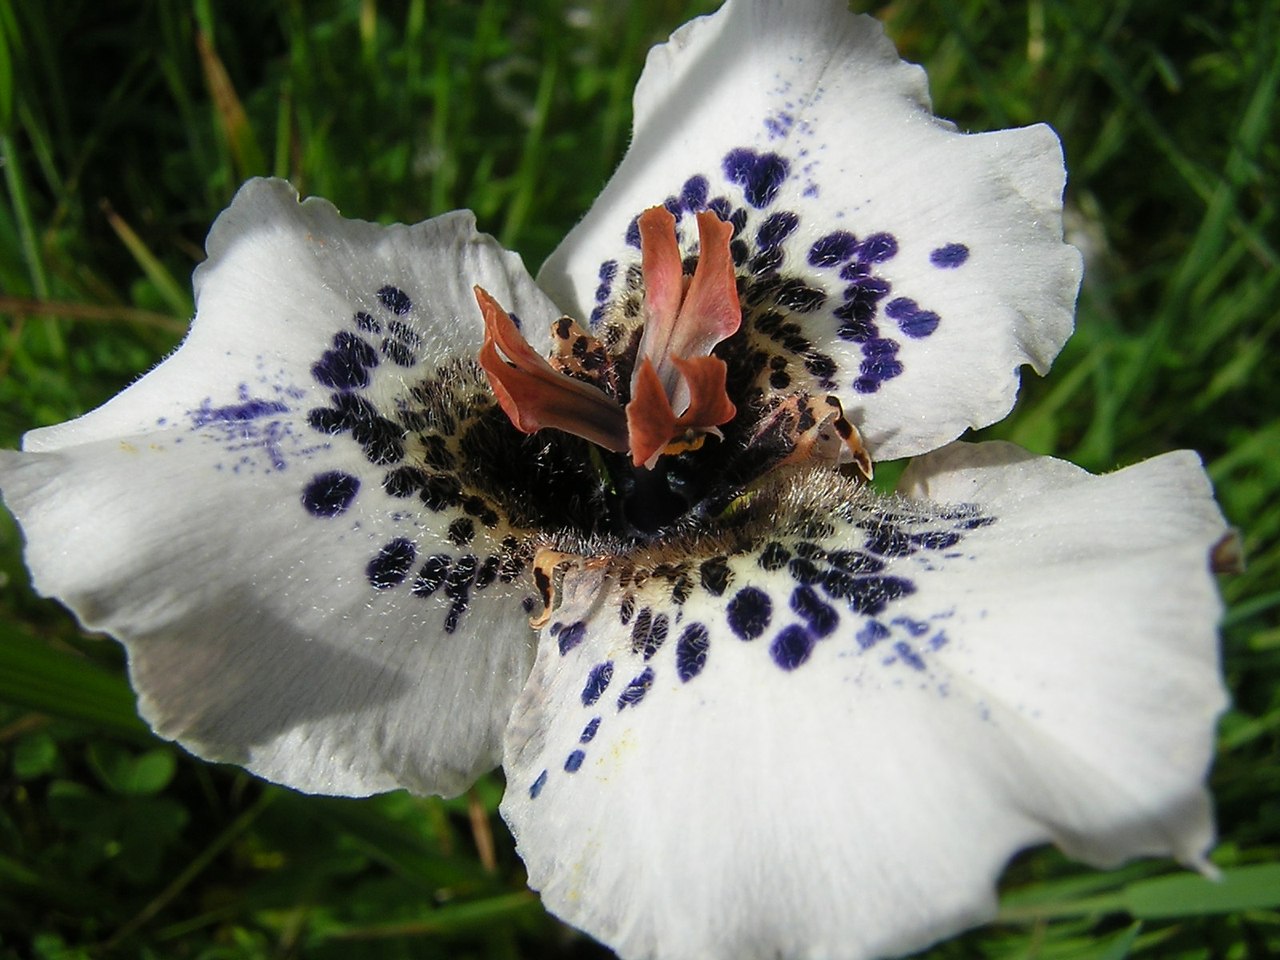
[474,206,870,541]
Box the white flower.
[0,2,1229,959]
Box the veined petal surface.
[539,0,1082,462]
[0,179,564,797]
[502,442,1227,960]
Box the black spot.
[420,435,454,470]
[864,525,916,558]
[755,311,784,335]
[580,716,601,743]
[749,247,783,276]
[301,471,360,517]
[382,466,425,498]
[443,600,467,634]
[312,331,379,390]
[769,370,791,389]
[828,550,885,574]
[387,319,423,347]
[381,338,417,367]
[630,607,669,660]
[444,554,477,600]
[676,623,710,682]
[420,474,462,512]
[378,285,412,314]
[960,516,997,530]
[788,557,823,585]
[306,406,347,434]
[474,556,500,590]
[726,587,772,640]
[619,594,635,625]
[804,354,838,384]
[367,538,416,589]
[412,555,451,597]
[913,530,962,550]
[758,541,791,571]
[774,278,827,313]
[700,557,733,596]
[354,310,381,333]
[448,517,476,546]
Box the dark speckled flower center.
[473,205,870,538]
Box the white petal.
[538,0,1081,462]
[501,444,1226,960]
[0,179,563,797]
[26,179,557,451]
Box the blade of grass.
[0,625,151,742]
[99,199,194,318]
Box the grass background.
[1,0,1277,957]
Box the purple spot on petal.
[771,625,815,670]
[756,211,799,251]
[899,310,940,338]
[894,640,926,671]
[582,661,614,706]
[617,667,655,710]
[790,586,838,638]
[858,233,898,263]
[808,231,858,267]
[675,623,710,682]
[931,243,969,268]
[301,471,359,517]
[557,620,588,655]
[682,175,710,211]
[885,298,917,320]
[857,621,889,648]
[727,587,772,640]
[723,148,789,209]
[529,770,548,798]
[564,750,585,773]
[377,285,412,315]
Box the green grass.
[1,1,1277,957]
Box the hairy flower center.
[474,206,870,539]
[477,206,741,470]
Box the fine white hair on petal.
[0,178,563,797]
[501,441,1227,960]
[539,0,1083,463]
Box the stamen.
[475,205,741,471]
[632,208,742,406]
[625,356,736,469]
[475,287,629,453]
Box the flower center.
[474,206,871,540]
[476,206,742,470]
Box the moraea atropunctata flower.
[0,2,1230,958]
